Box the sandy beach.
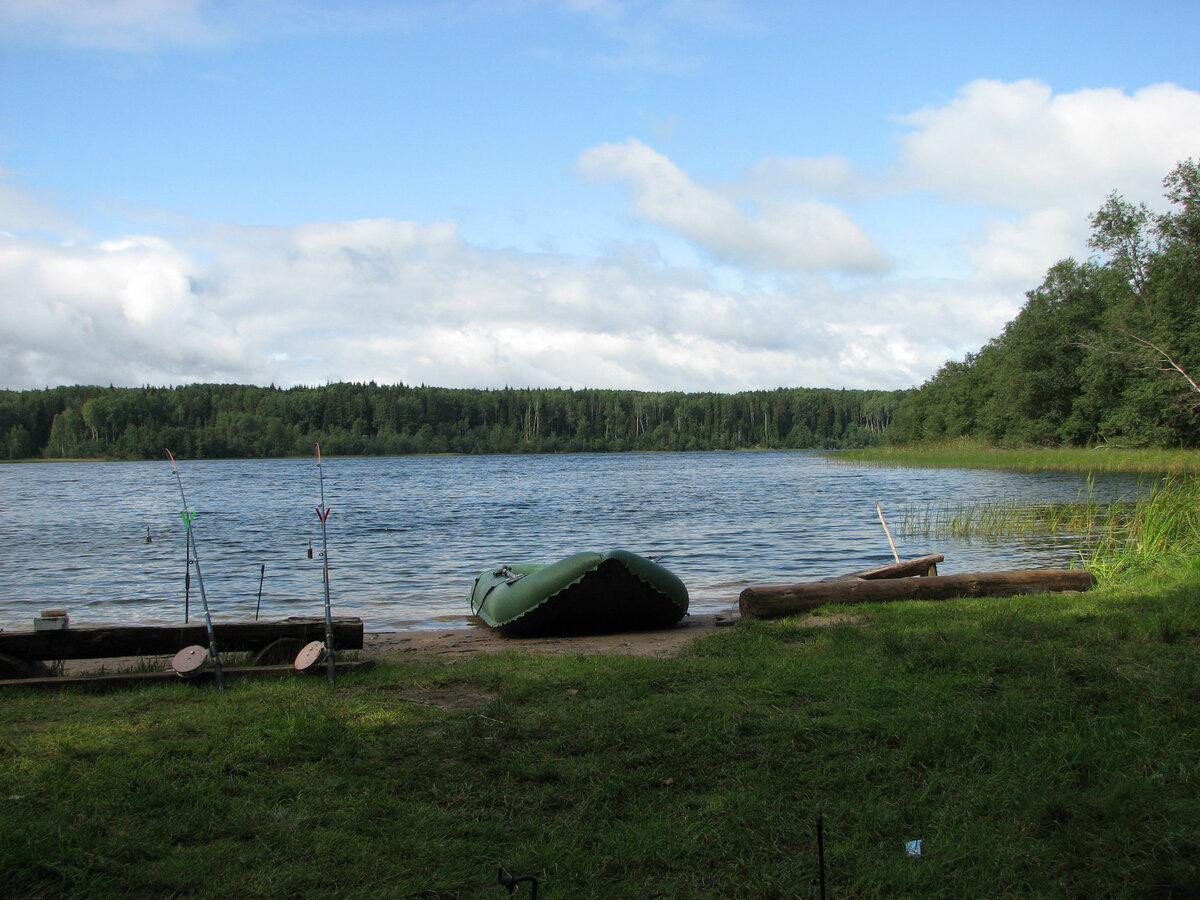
[361,611,740,662]
[39,612,734,677]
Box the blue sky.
[2,1,1198,392]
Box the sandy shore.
[362,611,740,662]
[44,612,735,676]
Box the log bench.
[0,617,364,680]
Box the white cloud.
[0,0,227,50]
[4,76,1197,394]
[0,208,937,392]
[885,79,1200,303]
[966,209,1084,289]
[0,232,256,387]
[893,79,1200,213]
[577,138,889,274]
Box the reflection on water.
[0,452,1144,632]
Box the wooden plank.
[0,617,363,662]
[837,554,944,581]
[0,660,375,693]
[739,569,1096,620]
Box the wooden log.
[836,554,944,581]
[739,569,1096,620]
[0,617,364,662]
[0,660,376,693]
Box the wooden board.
[835,554,944,581]
[740,569,1096,619]
[0,617,363,662]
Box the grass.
[3,563,1200,897]
[4,447,1200,898]
[900,495,1112,540]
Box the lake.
[0,451,1144,633]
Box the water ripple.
[0,452,1139,632]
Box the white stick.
[876,502,901,564]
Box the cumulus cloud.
[577,138,889,274]
[0,201,938,392]
[194,217,857,387]
[893,79,1200,213]
[965,209,1084,289]
[0,232,256,387]
[4,75,1198,394]
[882,78,1200,298]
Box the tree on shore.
[893,160,1200,448]
[0,383,908,460]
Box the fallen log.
[739,569,1096,620]
[0,617,364,663]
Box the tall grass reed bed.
[835,442,1200,474]
[900,475,1200,580]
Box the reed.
[834,441,1200,474]
[1086,475,1200,578]
[900,472,1115,541]
[900,475,1200,586]
[900,497,1112,539]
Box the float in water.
[469,549,689,637]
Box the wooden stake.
[876,502,901,563]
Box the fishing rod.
[315,443,336,684]
[184,518,191,624]
[167,450,224,690]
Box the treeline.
[0,382,909,460]
[893,160,1200,448]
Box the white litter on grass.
[906,840,923,857]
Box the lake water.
[0,452,1145,633]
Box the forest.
[891,160,1200,448]
[0,382,906,460]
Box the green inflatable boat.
[469,549,689,637]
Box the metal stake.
[817,804,827,900]
[254,563,266,621]
[315,444,336,684]
[167,450,223,690]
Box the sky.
[1,1,1198,393]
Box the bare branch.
[1124,330,1200,394]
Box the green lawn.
[4,558,1199,898]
